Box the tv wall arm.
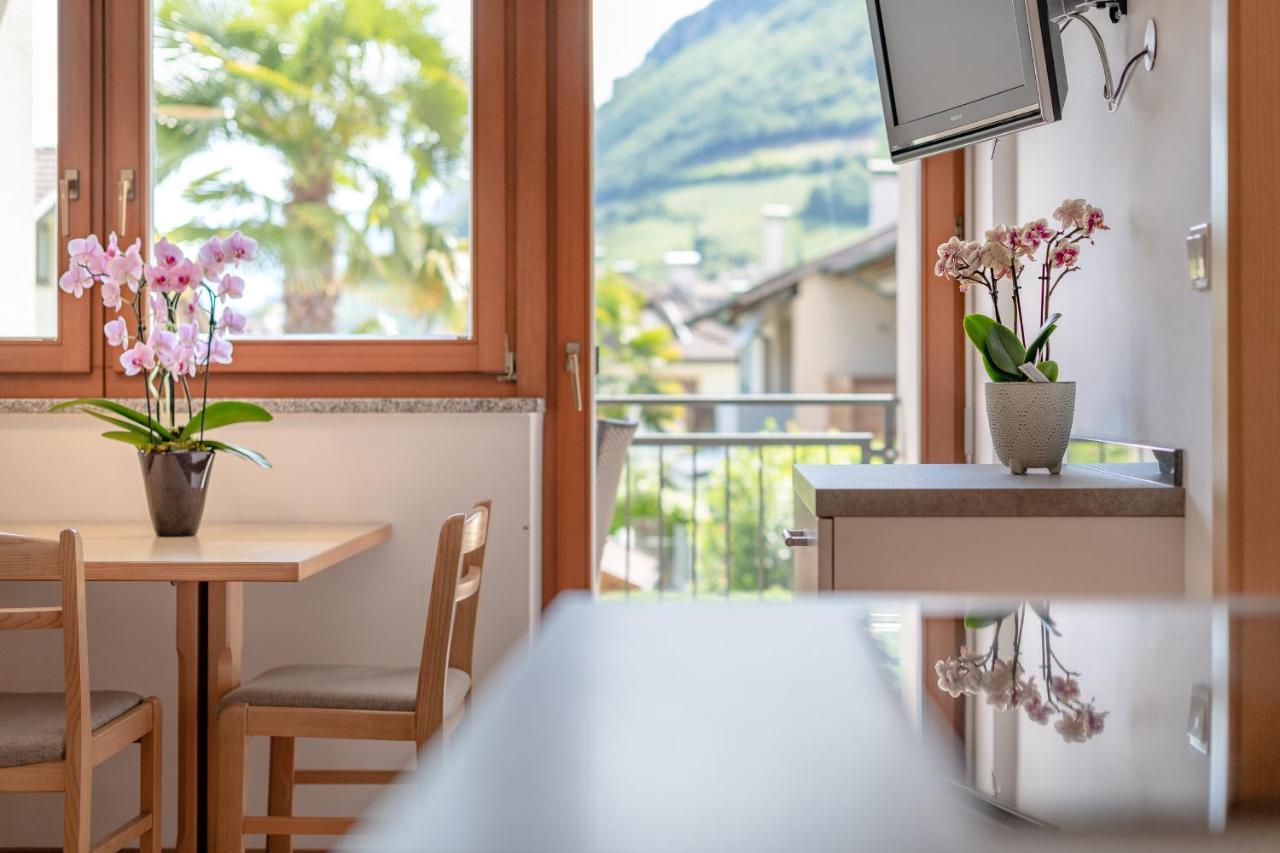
[1056,11,1157,114]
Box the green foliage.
[1037,360,1060,382]
[595,0,883,201]
[965,315,1014,382]
[800,162,870,225]
[178,401,274,440]
[984,323,1026,377]
[52,398,271,466]
[155,0,469,332]
[1024,313,1061,364]
[595,273,683,430]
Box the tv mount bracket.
[1055,3,1157,114]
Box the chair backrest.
[595,419,638,572]
[414,502,490,746]
[0,530,91,783]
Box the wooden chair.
[216,501,491,851]
[0,530,162,853]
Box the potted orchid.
[51,231,272,536]
[935,198,1110,474]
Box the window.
[0,0,93,384]
[1,0,515,393]
[152,2,474,339]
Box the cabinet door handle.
[783,529,816,547]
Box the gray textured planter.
[984,382,1076,475]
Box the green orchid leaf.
[984,323,1027,378]
[180,401,274,440]
[1037,360,1060,382]
[200,438,272,469]
[101,430,149,448]
[81,410,156,438]
[51,398,176,441]
[963,314,1020,382]
[1024,313,1062,363]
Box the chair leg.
[266,737,295,853]
[63,758,92,853]
[140,698,163,853]
[216,703,249,853]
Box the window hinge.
[497,335,517,383]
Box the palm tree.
[154,0,469,333]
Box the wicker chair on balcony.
[596,419,639,592]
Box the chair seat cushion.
[220,664,471,716]
[0,690,143,769]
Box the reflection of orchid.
[935,603,1108,744]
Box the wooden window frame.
[0,1,520,399]
[0,0,101,397]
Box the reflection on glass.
[152,1,472,337]
[0,0,59,339]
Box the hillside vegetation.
[594,0,889,280]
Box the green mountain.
[594,0,889,279]
[596,0,884,202]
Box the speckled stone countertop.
[0,397,545,415]
[795,464,1184,518]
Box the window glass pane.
[152,1,472,337]
[0,0,59,339]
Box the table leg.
[206,581,244,853]
[175,583,200,853]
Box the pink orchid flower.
[226,231,257,263]
[68,234,105,274]
[147,263,178,293]
[153,237,184,268]
[197,335,234,366]
[149,291,169,324]
[107,241,145,291]
[173,259,202,291]
[58,264,93,297]
[1053,198,1089,231]
[218,274,245,300]
[177,322,202,349]
[218,306,248,336]
[100,280,123,310]
[104,317,129,348]
[148,329,180,366]
[198,237,227,280]
[119,343,157,376]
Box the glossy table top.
[348,595,1280,851]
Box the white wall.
[0,410,542,847]
[969,1,1213,593]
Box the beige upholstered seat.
[221,664,470,716]
[0,690,143,768]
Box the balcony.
[596,393,899,598]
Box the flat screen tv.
[865,0,1069,163]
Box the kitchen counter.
[795,463,1184,518]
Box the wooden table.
[0,521,391,853]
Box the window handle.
[118,169,136,239]
[565,342,583,413]
[58,169,80,238]
[783,529,817,547]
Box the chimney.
[663,250,702,295]
[760,204,791,275]
[867,159,899,230]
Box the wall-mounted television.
[865,0,1069,163]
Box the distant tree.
[595,272,683,430]
[154,0,469,332]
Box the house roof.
[692,223,897,322]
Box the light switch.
[1187,224,1210,291]
[1187,683,1211,754]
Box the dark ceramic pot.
[138,450,215,536]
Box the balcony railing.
[597,393,899,598]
